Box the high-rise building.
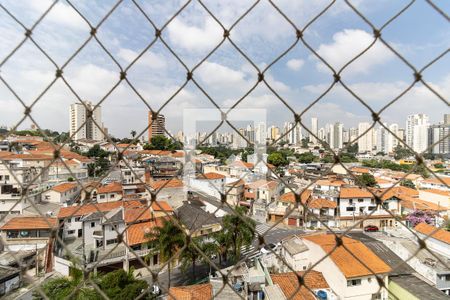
[387,123,399,153]
[358,122,373,153]
[428,115,450,155]
[311,117,318,144]
[377,123,388,154]
[333,122,343,149]
[325,123,334,148]
[148,112,166,141]
[406,114,429,153]
[255,122,266,145]
[69,101,104,141]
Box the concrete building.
[333,122,343,149]
[148,112,165,141]
[406,114,429,153]
[69,102,104,142]
[428,115,450,155]
[358,122,373,153]
[311,117,318,144]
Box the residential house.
[225,179,245,206]
[188,172,226,198]
[418,177,450,191]
[267,190,311,226]
[0,266,21,297]
[339,187,399,228]
[271,270,335,300]
[42,182,79,204]
[0,216,57,251]
[302,234,391,300]
[414,223,450,258]
[168,283,213,300]
[93,182,123,203]
[176,201,222,237]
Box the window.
[111,225,117,231]
[358,198,364,202]
[347,279,361,287]
[90,222,95,228]
[348,199,353,205]
[99,195,105,199]
[75,217,81,222]
[67,218,71,223]
[106,238,117,245]
[368,206,376,211]
[440,275,450,281]
[111,194,115,198]
[67,230,75,235]
[346,207,355,212]
[5,175,9,181]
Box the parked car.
[260,243,279,254]
[364,225,379,232]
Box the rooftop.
[414,223,450,245]
[168,283,212,300]
[1,216,57,230]
[271,271,329,300]
[303,234,391,278]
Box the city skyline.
[0,1,449,137]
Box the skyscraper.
[311,117,318,144]
[69,101,104,141]
[148,112,166,141]
[325,123,334,148]
[255,122,267,145]
[357,122,373,153]
[428,114,450,155]
[333,122,343,149]
[406,114,429,153]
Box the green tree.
[180,237,206,280]
[356,173,377,187]
[393,145,414,160]
[400,179,416,189]
[434,163,444,169]
[144,135,182,151]
[267,152,287,167]
[346,143,358,154]
[296,152,315,163]
[222,206,255,261]
[130,130,137,139]
[145,219,185,287]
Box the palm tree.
[222,206,256,261]
[130,130,137,139]
[211,231,229,265]
[145,219,185,287]
[180,237,203,280]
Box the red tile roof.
[58,200,143,218]
[51,182,78,193]
[308,198,337,209]
[279,190,312,204]
[1,217,57,230]
[168,283,213,300]
[414,223,450,245]
[271,271,329,300]
[126,218,165,246]
[340,187,373,199]
[149,179,184,190]
[97,182,123,194]
[196,172,225,180]
[304,234,391,278]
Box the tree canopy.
[144,135,182,151]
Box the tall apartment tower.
[333,122,343,149]
[69,102,104,141]
[357,122,373,153]
[311,117,318,144]
[428,114,450,155]
[406,114,429,153]
[148,112,166,141]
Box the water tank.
[316,290,327,300]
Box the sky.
[0,0,449,139]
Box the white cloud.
[196,62,246,85]
[117,48,166,69]
[29,0,88,30]
[166,18,222,52]
[286,59,304,71]
[315,29,393,74]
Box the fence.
[0,0,449,299]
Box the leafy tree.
[145,219,185,287]
[434,163,444,169]
[406,210,435,227]
[85,145,109,158]
[67,177,74,182]
[301,138,309,148]
[144,135,182,151]
[400,179,416,189]
[130,130,137,139]
[222,206,255,261]
[295,152,315,163]
[393,145,414,160]
[346,143,358,154]
[356,173,377,187]
[180,237,209,280]
[267,152,287,167]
